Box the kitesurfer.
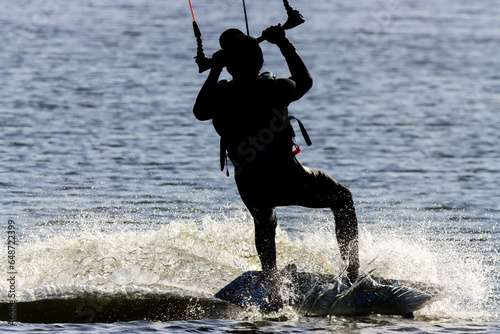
[193,25,359,308]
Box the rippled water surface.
[1,0,499,332]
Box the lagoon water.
[1,0,499,332]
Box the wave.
[0,285,243,323]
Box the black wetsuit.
[194,41,359,282]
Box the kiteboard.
[0,267,441,323]
[215,265,441,318]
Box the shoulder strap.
[220,138,229,177]
[287,116,312,146]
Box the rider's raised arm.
[278,40,312,102]
[262,25,313,103]
[193,51,225,121]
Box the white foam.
[1,213,493,320]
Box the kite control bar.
[256,0,304,42]
[189,0,305,73]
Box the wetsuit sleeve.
[193,66,225,121]
[276,40,313,104]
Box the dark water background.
[0,0,499,332]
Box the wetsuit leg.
[332,186,359,282]
[246,205,284,309]
[284,166,360,282]
[247,206,278,276]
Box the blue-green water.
[1,0,498,332]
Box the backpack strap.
[220,138,229,177]
[287,116,312,146]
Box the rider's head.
[220,29,263,79]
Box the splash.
[0,212,493,321]
[358,223,493,321]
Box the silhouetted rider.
[193,25,359,307]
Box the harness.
[220,117,311,176]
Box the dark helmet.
[219,28,263,78]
